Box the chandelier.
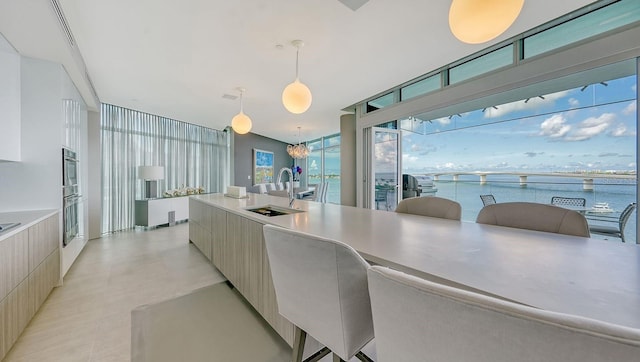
[287,127,309,159]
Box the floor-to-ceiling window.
[101,104,230,233]
[305,134,341,204]
[401,68,637,242]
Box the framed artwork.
[253,149,274,184]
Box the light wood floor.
[4,222,376,362]
[4,223,226,362]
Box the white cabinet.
[0,36,21,162]
[135,196,189,227]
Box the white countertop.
[192,193,640,329]
[0,209,59,242]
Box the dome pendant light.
[231,87,252,134]
[449,0,525,44]
[282,40,312,114]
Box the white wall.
[0,33,20,162]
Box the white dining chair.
[263,224,374,362]
[477,202,590,237]
[395,196,461,220]
[367,265,640,362]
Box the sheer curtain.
[101,104,230,233]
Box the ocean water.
[315,173,637,243]
[429,174,637,243]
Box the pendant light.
[231,88,252,134]
[282,40,312,114]
[449,0,525,44]
[287,127,309,159]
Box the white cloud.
[568,98,580,108]
[622,101,636,116]
[374,140,399,172]
[402,153,419,163]
[484,90,569,119]
[539,114,571,138]
[632,85,637,92]
[433,117,451,126]
[565,113,615,141]
[611,124,627,137]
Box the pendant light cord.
[295,47,300,81]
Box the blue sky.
[402,75,637,174]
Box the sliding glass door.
[371,127,401,211]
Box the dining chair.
[367,265,640,362]
[476,202,590,237]
[589,202,637,243]
[479,194,496,206]
[303,182,329,203]
[395,196,461,221]
[550,196,586,207]
[263,224,374,362]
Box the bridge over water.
[417,172,637,190]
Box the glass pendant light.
[231,87,252,134]
[449,0,525,44]
[282,40,312,114]
[287,127,309,159]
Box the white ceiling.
[0,0,596,143]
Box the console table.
[135,196,189,227]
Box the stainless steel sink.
[245,205,305,217]
[0,222,21,233]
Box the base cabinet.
[0,213,60,360]
[135,197,189,227]
[189,199,295,345]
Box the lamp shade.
[138,166,164,180]
[449,0,524,44]
[282,80,312,114]
[231,111,252,134]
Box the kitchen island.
[189,193,640,344]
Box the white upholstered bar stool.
[477,202,590,237]
[263,224,374,362]
[367,266,640,362]
[395,196,461,220]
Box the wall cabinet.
[135,196,189,227]
[0,213,60,360]
[189,199,294,345]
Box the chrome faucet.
[276,167,295,207]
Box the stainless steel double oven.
[62,147,80,247]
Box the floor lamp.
[138,166,164,199]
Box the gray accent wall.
[233,132,292,188]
